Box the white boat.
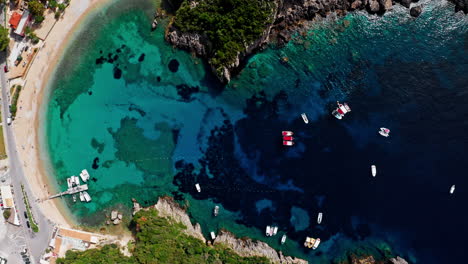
[79,192,85,202]
[67,178,72,189]
[304,237,316,248]
[282,131,293,136]
[80,169,90,182]
[213,206,219,217]
[195,183,201,193]
[266,226,271,236]
[317,212,323,224]
[450,185,455,194]
[210,231,216,240]
[72,176,80,186]
[371,165,377,177]
[83,191,92,202]
[312,238,321,250]
[332,102,351,119]
[281,234,287,244]
[72,195,77,203]
[301,113,309,124]
[283,140,294,146]
[272,226,278,236]
[379,127,390,137]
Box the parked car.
[3,65,8,73]
[26,221,30,228]
[6,117,11,125]
[24,211,28,219]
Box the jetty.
[48,184,88,199]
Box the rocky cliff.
[133,196,307,263]
[165,0,468,83]
[214,229,308,264]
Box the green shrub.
[173,0,275,70]
[3,208,11,219]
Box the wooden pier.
[48,184,88,199]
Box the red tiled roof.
[9,12,22,29]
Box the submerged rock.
[410,6,423,17]
[168,59,180,73]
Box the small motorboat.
[213,206,219,217]
[379,127,390,137]
[317,212,323,224]
[312,238,321,250]
[83,191,92,202]
[283,141,294,146]
[72,176,80,186]
[266,226,271,236]
[269,227,274,236]
[210,231,216,240]
[282,131,293,136]
[281,234,287,244]
[72,195,77,203]
[332,101,351,119]
[450,185,455,194]
[195,183,201,193]
[371,165,377,177]
[272,226,278,236]
[79,192,85,202]
[67,178,72,189]
[301,113,309,124]
[283,136,294,141]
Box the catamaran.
[195,183,201,193]
[80,169,90,182]
[312,238,321,250]
[450,185,456,194]
[379,127,390,137]
[210,232,216,240]
[301,113,309,124]
[83,191,92,202]
[332,101,351,119]
[317,212,323,224]
[281,234,287,244]
[282,131,293,136]
[371,165,377,177]
[79,192,85,202]
[266,226,271,236]
[213,206,219,217]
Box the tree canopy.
[57,209,271,264]
[173,0,275,70]
[0,25,9,51]
[29,0,46,17]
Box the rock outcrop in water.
[133,196,307,263]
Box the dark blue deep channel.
[172,3,468,264]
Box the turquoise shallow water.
[44,0,468,262]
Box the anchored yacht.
[317,212,323,224]
[282,131,293,136]
[195,183,201,193]
[266,226,271,236]
[371,165,377,177]
[332,102,351,119]
[213,206,219,217]
[450,185,456,194]
[379,127,390,137]
[281,234,287,244]
[301,113,309,124]
[312,238,321,250]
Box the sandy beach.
[11,0,114,228]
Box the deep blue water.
[46,0,468,263]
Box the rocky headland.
[164,0,467,83]
[133,196,411,264]
[133,196,307,263]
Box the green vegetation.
[21,184,39,232]
[10,85,22,119]
[29,0,45,16]
[0,125,6,160]
[172,0,275,71]
[0,25,9,51]
[2,208,11,219]
[57,209,270,264]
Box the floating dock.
[48,184,88,199]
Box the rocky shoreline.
[164,0,467,83]
[133,196,410,264]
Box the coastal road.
[0,55,54,262]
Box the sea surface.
[43,0,468,263]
